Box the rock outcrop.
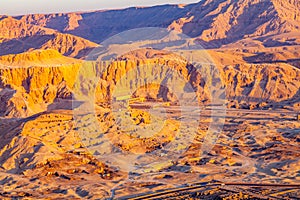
[0,17,98,58]
[168,0,300,47]
[0,48,299,118]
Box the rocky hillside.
[169,0,300,47]
[0,48,299,118]
[16,4,195,44]
[0,0,299,59]
[0,49,80,67]
[0,16,56,40]
[14,0,300,48]
[0,17,98,58]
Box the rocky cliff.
[169,0,300,46]
[0,17,98,58]
[0,49,299,118]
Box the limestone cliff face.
[0,16,56,39]
[0,17,98,58]
[0,63,80,117]
[0,49,299,118]
[221,63,300,105]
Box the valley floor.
[0,106,299,199]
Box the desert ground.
[0,101,299,199]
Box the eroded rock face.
[0,49,299,118]
[221,63,300,103]
[14,0,300,47]
[0,17,98,59]
[0,63,80,117]
[169,0,300,45]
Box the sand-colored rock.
[0,48,299,118]
[0,17,98,58]
[169,0,300,46]
[0,49,80,67]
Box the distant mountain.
[0,17,98,58]
[169,0,300,47]
[16,4,195,44]
[14,0,300,48]
[0,0,299,59]
[0,16,58,40]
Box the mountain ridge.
[169,0,300,47]
[16,4,196,44]
[0,17,98,58]
[12,0,300,48]
[0,49,80,67]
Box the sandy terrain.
[0,104,299,199]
